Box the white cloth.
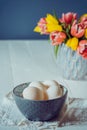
[0,91,87,130]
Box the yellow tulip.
[66,38,72,47]
[70,37,79,50]
[46,14,62,32]
[47,24,62,32]
[80,13,87,21]
[34,26,41,33]
[66,37,79,51]
[81,14,87,18]
[46,14,59,25]
[85,29,87,38]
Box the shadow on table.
[47,98,87,127]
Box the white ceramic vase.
[56,43,87,80]
[50,43,87,99]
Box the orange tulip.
[77,40,87,59]
[34,18,49,34]
[80,16,87,29]
[50,31,66,45]
[71,20,85,38]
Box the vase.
[56,43,87,80]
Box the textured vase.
[56,43,87,80]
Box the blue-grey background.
[0,0,87,39]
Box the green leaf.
[52,10,58,21]
[54,45,59,58]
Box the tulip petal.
[34,26,41,33]
[66,37,78,51]
[85,29,87,38]
[47,24,62,32]
[46,14,59,25]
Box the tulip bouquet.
[34,12,87,59]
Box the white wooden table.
[0,40,87,130]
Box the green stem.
[54,45,59,58]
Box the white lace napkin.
[0,91,87,130]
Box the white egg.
[22,86,44,100]
[29,81,48,100]
[29,81,46,92]
[47,85,63,99]
[43,91,48,100]
[43,80,59,88]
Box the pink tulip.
[50,31,66,45]
[77,40,87,59]
[80,17,87,29]
[59,12,77,24]
[71,20,85,38]
[38,18,48,34]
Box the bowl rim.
[13,82,68,102]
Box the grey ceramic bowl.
[13,82,68,121]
